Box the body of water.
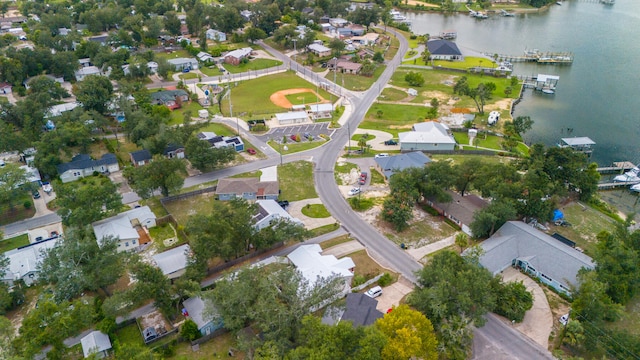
[403,0,640,166]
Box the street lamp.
[292,38,297,70]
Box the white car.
[42,182,52,194]
[559,313,569,326]
[348,187,361,196]
[365,286,383,298]
[374,153,390,159]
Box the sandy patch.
[419,90,450,103]
[483,98,513,112]
[270,88,327,109]
[405,0,439,6]
[388,124,415,129]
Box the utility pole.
[292,39,297,70]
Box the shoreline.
[395,2,554,16]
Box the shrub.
[180,319,202,341]
[378,273,393,287]
[352,274,366,287]
[494,281,533,322]
[23,200,31,209]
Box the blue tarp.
[553,209,564,221]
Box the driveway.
[375,278,414,313]
[322,240,364,258]
[352,128,399,151]
[500,267,553,349]
[32,192,53,217]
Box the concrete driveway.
[352,128,400,151]
[500,267,553,349]
[375,279,414,313]
[287,198,337,230]
[322,240,364,258]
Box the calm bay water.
[403,0,640,166]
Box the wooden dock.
[598,181,640,190]
[486,51,574,65]
[596,161,637,174]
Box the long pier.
[486,51,574,65]
[596,161,637,174]
[597,181,640,190]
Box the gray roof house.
[205,29,227,42]
[426,190,488,236]
[426,39,463,61]
[92,206,157,252]
[182,295,224,336]
[254,199,303,230]
[80,331,112,359]
[152,244,190,280]
[341,293,383,326]
[216,178,279,201]
[399,121,457,152]
[473,221,595,295]
[57,154,120,183]
[167,57,199,71]
[150,89,189,109]
[129,149,152,167]
[374,151,431,179]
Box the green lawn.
[169,331,244,360]
[384,213,457,246]
[351,134,376,141]
[231,170,262,178]
[198,122,237,137]
[309,223,341,237]
[360,104,429,137]
[154,49,193,62]
[0,233,29,253]
[163,194,218,225]
[320,234,351,250]
[285,91,322,106]
[114,323,145,349]
[550,202,617,256]
[369,167,386,185]
[453,132,505,151]
[335,161,358,185]
[325,65,386,91]
[199,66,226,77]
[379,87,408,101]
[178,72,198,80]
[169,101,204,126]
[0,193,35,226]
[223,58,282,74]
[219,72,332,118]
[301,204,331,218]
[269,139,326,155]
[278,161,318,201]
[402,56,497,69]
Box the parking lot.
[257,123,332,142]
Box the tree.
[357,135,369,153]
[512,116,534,136]
[373,51,384,63]
[73,75,114,113]
[494,281,533,322]
[455,232,469,253]
[55,176,123,227]
[375,304,438,360]
[180,319,202,341]
[404,71,424,87]
[348,7,380,31]
[39,227,127,301]
[421,49,431,64]
[381,196,414,232]
[185,137,236,172]
[453,76,496,115]
[272,25,298,48]
[572,270,623,324]
[328,37,345,56]
[245,27,267,43]
[126,157,187,198]
[164,11,182,36]
[0,163,29,209]
[469,199,517,238]
[593,230,640,305]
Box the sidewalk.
[406,234,457,263]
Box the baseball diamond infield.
[270,88,328,109]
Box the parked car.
[359,172,368,185]
[42,182,52,194]
[32,189,40,199]
[365,286,383,298]
[50,231,59,238]
[290,134,298,141]
[384,139,397,145]
[303,132,311,139]
[278,200,289,209]
[559,313,569,326]
[182,68,190,73]
[374,153,390,159]
[247,148,257,155]
[348,187,361,196]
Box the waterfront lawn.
[430,154,510,165]
[0,234,29,253]
[360,103,429,137]
[379,87,408,101]
[222,58,282,74]
[454,132,505,151]
[550,201,617,256]
[219,72,332,117]
[278,161,318,201]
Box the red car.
[359,172,368,185]
[247,148,256,155]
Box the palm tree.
[358,136,368,153]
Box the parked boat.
[614,166,640,182]
[556,1,562,5]
[439,30,457,40]
[630,183,640,192]
[500,9,515,17]
[390,10,406,21]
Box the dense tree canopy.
[375,305,438,360]
[125,157,187,198]
[55,175,124,227]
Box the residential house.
[327,58,362,74]
[92,206,157,252]
[88,35,109,46]
[253,199,303,231]
[152,244,191,280]
[129,149,152,167]
[215,177,279,201]
[0,82,11,94]
[329,18,349,28]
[374,151,431,179]
[23,74,64,90]
[340,293,383,326]
[57,27,70,36]
[150,89,189,110]
[274,111,309,125]
[197,131,244,152]
[287,244,355,297]
[20,165,41,185]
[57,153,119,183]
[47,102,80,118]
[352,33,379,46]
[1,238,59,287]
[75,66,104,81]
[426,190,488,236]
[426,39,463,61]
[224,47,252,65]
[346,24,365,36]
[80,331,112,359]
[147,61,159,74]
[205,29,227,42]
[164,143,185,159]
[335,27,353,38]
[307,43,332,57]
[559,137,596,156]
[240,10,253,22]
[472,221,595,295]
[320,23,333,32]
[197,51,214,63]
[182,296,224,336]
[399,121,457,151]
[167,57,199,71]
[308,103,333,119]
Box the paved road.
[2,213,61,238]
[473,314,555,360]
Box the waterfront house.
[426,39,463,61]
[57,153,119,183]
[92,206,156,252]
[224,47,252,65]
[374,151,432,179]
[215,177,279,201]
[398,121,457,151]
[472,221,594,295]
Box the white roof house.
[168,57,199,70]
[75,66,103,81]
[1,238,59,287]
[308,43,331,57]
[152,244,190,279]
[399,121,456,152]
[92,206,157,252]
[47,102,80,118]
[205,29,227,42]
[254,199,303,230]
[224,47,252,63]
[474,221,595,295]
[80,331,112,359]
[287,244,355,296]
[274,111,309,125]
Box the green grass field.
[551,202,617,256]
[269,139,326,154]
[168,101,204,126]
[301,204,331,218]
[285,91,322,105]
[223,58,282,74]
[360,103,429,137]
[0,193,36,226]
[0,233,29,253]
[278,161,318,201]
[219,72,332,117]
[325,65,387,91]
[379,87,408,101]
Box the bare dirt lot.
[270,88,327,109]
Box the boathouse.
[559,137,595,157]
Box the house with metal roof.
[57,153,119,183]
[426,39,463,61]
[215,178,279,201]
[205,29,226,42]
[254,199,302,230]
[92,206,157,252]
[308,43,332,57]
[75,66,105,81]
[167,57,199,71]
[274,111,309,125]
[182,295,224,336]
[1,238,59,287]
[399,121,457,151]
[473,221,594,295]
[129,149,152,167]
[152,244,191,280]
[80,331,112,359]
[559,137,595,156]
[426,190,488,236]
[374,151,431,179]
[287,244,355,297]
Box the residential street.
[2,212,61,238]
